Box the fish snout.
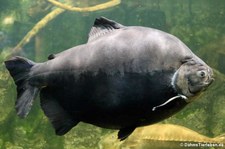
[202,67,214,90]
[207,67,214,85]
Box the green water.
[0,0,225,149]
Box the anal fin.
[118,126,136,141]
[40,88,79,135]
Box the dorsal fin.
[88,17,124,42]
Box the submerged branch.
[5,0,121,59]
[47,0,121,12]
[5,8,65,59]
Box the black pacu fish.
[4,17,214,140]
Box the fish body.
[4,17,214,140]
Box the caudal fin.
[4,56,39,118]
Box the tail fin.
[4,56,39,118]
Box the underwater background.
[0,0,225,149]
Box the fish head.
[172,59,214,98]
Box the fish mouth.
[188,86,197,96]
[188,76,214,95]
[206,68,214,85]
[204,75,214,88]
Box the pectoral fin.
[152,95,188,111]
[118,126,136,141]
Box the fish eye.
[197,70,207,78]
